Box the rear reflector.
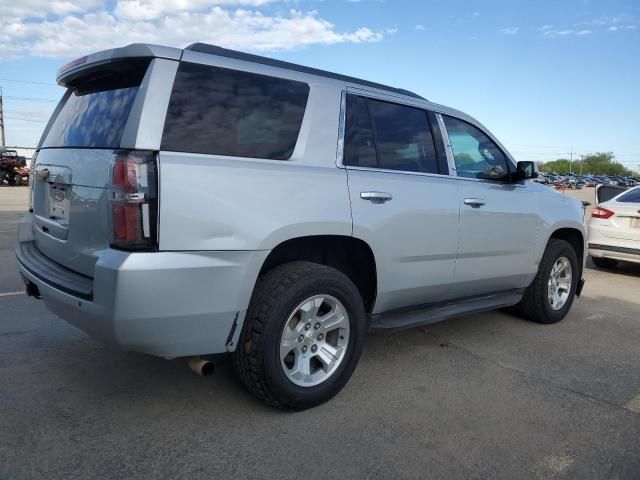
[591,207,614,219]
[109,151,157,251]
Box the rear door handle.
[360,191,393,203]
[464,198,486,207]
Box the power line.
[505,143,640,156]
[3,95,58,103]
[0,77,57,86]
[3,116,47,124]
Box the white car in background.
[589,186,640,268]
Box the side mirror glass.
[514,161,538,182]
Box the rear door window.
[368,99,438,174]
[161,62,310,160]
[343,94,439,174]
[41,60,149,148]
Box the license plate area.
[48,184,71,224]
[631,218,640,229]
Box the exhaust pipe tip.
[187,357,214,376]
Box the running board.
[370,291,524,331]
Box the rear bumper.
[588,243,640,264]
[588,223,640,264]
[16,235,268,358]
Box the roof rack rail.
[185,43,426,101]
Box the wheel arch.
[258,235,378,313]
[547,227,586,274]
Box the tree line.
[537,152,637,176]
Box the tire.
[515,239,579,324]
[233,261,367,410]
[591,256,618,269]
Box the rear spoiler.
[57,43,182,86]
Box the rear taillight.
[109,151,158,251]
[591,207,614,219]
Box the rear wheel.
[233,261,367,410]
[591,256,618,269]
[515,239,579,324]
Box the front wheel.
[233,261,367,410]
[515,239,579,324]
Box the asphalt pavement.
[1,185,639,479]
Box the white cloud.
[415,24,426,31]
[113,0,276,21]
[608,26,619,31]
[1,0,103,19]
[0,5,387,59]
[499,26,519,35]
[626,25,637,30]
[542,29,594,38]
[539,25,553,31]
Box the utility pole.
[0,87,5,147]
[579,154,584,175]
[569,146,573,174]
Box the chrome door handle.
[464,198,485,207]
[360,191,393,203]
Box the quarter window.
[344,94,438,174]
[162,62,310,160]
[442,115,510,181]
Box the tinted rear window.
[161,62,309,160]
[42,60,148,148]
[617,188,640,203]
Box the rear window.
[161,62,310,160]
[617,188,640,203]
[42,60,149,148]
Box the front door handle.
[464,198,486,207]
[360,191,393,203]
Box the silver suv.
[16,43,586,409]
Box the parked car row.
[535,173,639,190]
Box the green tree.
[539,152,637,176]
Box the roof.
[185,43,426,100]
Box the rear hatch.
[31,58,153,277]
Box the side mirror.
[514,161,538,182]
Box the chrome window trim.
[436,113,457,176]
[344,165,457,180]
[338,89,449,178]
[336,89,346,168]
[344,164,527,187]
[436,111,522,186]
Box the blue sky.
[1,0,638,170]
